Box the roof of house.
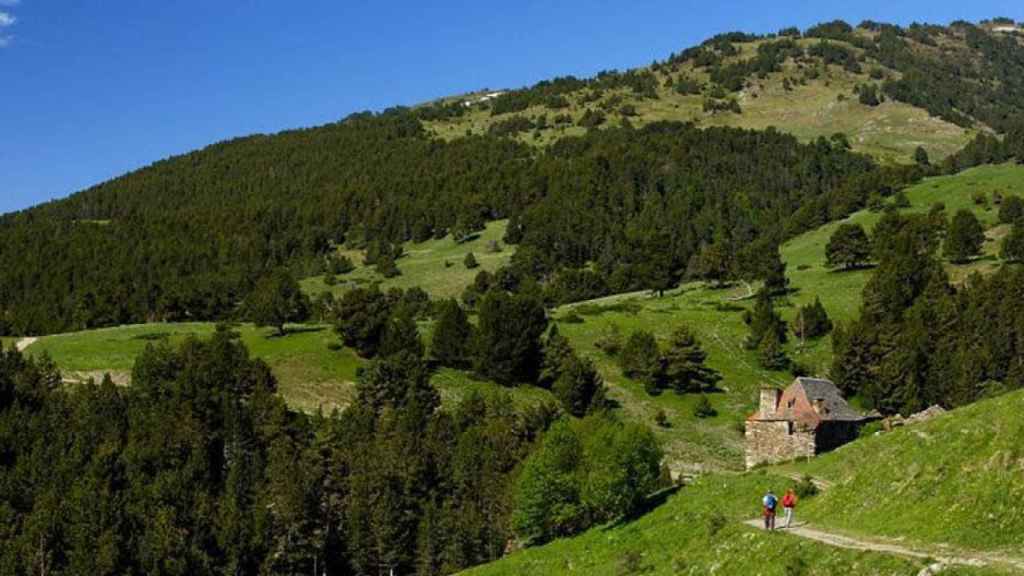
[749,377,866,428]
[792,377,865,422]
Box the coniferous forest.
[1,16,1024,576]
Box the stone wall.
[744,420,816,469]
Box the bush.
[693,395,717,419]
[464,252,480,269]
[794,475,819,499]
[654,409,670,428]
[619,330,663,392]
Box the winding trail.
[15,337,37,352]
[742,519,1024,572]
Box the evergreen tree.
[335,285,394,357]
[355,350,437,414]
[464,252,480,269]
[619,330,663,394]
[914,146,930,166]
[792,297,833,342]
[757,329,790,370]
[430,299,474,368]
[660,325,720,394]
[744,290,787,350]
[825,223,872,270]
[245,271,311,336]
[943,209,985,264]
[553,355,606,417]
[999,195,1024,224]
[472,291,548,385]
[1002,223,1024,263]
[539,325,575,388]
[379,307,424,358]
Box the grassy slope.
[425,37,973,164]
[791,389,1024,555]
[463,391,1024,576]
[22,165,1024,460]
[300,220,514,300]
[546,163,1024,472]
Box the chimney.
[759,387,781,417]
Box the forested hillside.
[2,18,1023,337]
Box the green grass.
[301,220,514,300]
[541,164,1024,472]
[25,164,1023,468]
[465,391,1024,576]
[425,37,974,164]
[25,320,553,415]
[791,389,1024,555]
[461,471,1004,576]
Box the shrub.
[693,395,717,418]
[654,409,670,428]
[464,252,480,269]
[794,475,819,498]
[595,324,623,356]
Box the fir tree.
[245,270,311,336]
[792,297,833,342]
[825,223,872,270]
[943,209,985,264]
[660,325,720,394]
[744,290,787,351]
[1001,223,1024,263]
[552,355,606,417]
[619,330,663,394]
[430,299,474,368]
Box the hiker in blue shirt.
[762,489,778,530]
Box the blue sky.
[1,1,1021,214]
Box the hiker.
[782,488,797,528]
[762,489,778,530]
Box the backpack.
[763,494,777,510]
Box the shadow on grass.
[603,485,683,531]
[266,325,328,338]
[827,263,877,274]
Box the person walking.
[782,488,798,528]
[762,489,778,531]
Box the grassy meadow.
[425,37,973,164]
[16,164,1024,468]
[301,219,514,300]
[463,390,1024,576]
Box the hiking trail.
[15,337,37,352]
[742,519,1024,572]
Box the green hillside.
[794,389,1024,554]
[464,390,1024,576]
[18,164,1024,472]
[426,35,977,164]
[300,220,514,300]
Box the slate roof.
[793,377,865,422]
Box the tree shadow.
[603,485,683,531]
[827,263,877,274]
[265,325,327,338]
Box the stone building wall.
[744,420,816,469]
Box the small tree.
[335,285,394,357]
[661,325,720,394]
[757,330,790,370]
[539,325,576,388]
[744,290,787,351]
[693,395,717,418]
[792,297,833,342]
[619,330,663,394]
[463,252,479,269]
[943,209,985,264]
[913,146,930,167]
[999,195,1024,224]
[378,308,424,359]
[430,299,474,367]
[245,271,311,337]
[893,190,911,209]
[553,355,607,417]
[825,223,872,270]
[1002,223,1024,263]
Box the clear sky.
[1,1,1022,214]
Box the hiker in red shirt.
[782,488,798,529]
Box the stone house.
[744,377,873,469]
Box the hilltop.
[462,389,1024,575]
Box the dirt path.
[15,337,37,352]
[742,519,1024,572]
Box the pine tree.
[379,308,424,359]
[744,290,787,351]
[619,330,663,394]
[552,355,606,417]
[539,326,575,388]
[430,299,474,368]
[825,223,872,270]
[1002,223,1024,263]
[792,297,833,342]
[914,146,930,166]
[943,209,985,264]
[463,252,479,269]
[661,325,720,394]
[245,270,311,336]
[999,195,1024,224]
[472,291,548,385]
[757,330,790,370]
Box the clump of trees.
[512,415,663,545]
[618,326,720,395]
[943,209,985,264]
[826,223,873,270]
[792,297,833,342]
[243,270,310,336]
